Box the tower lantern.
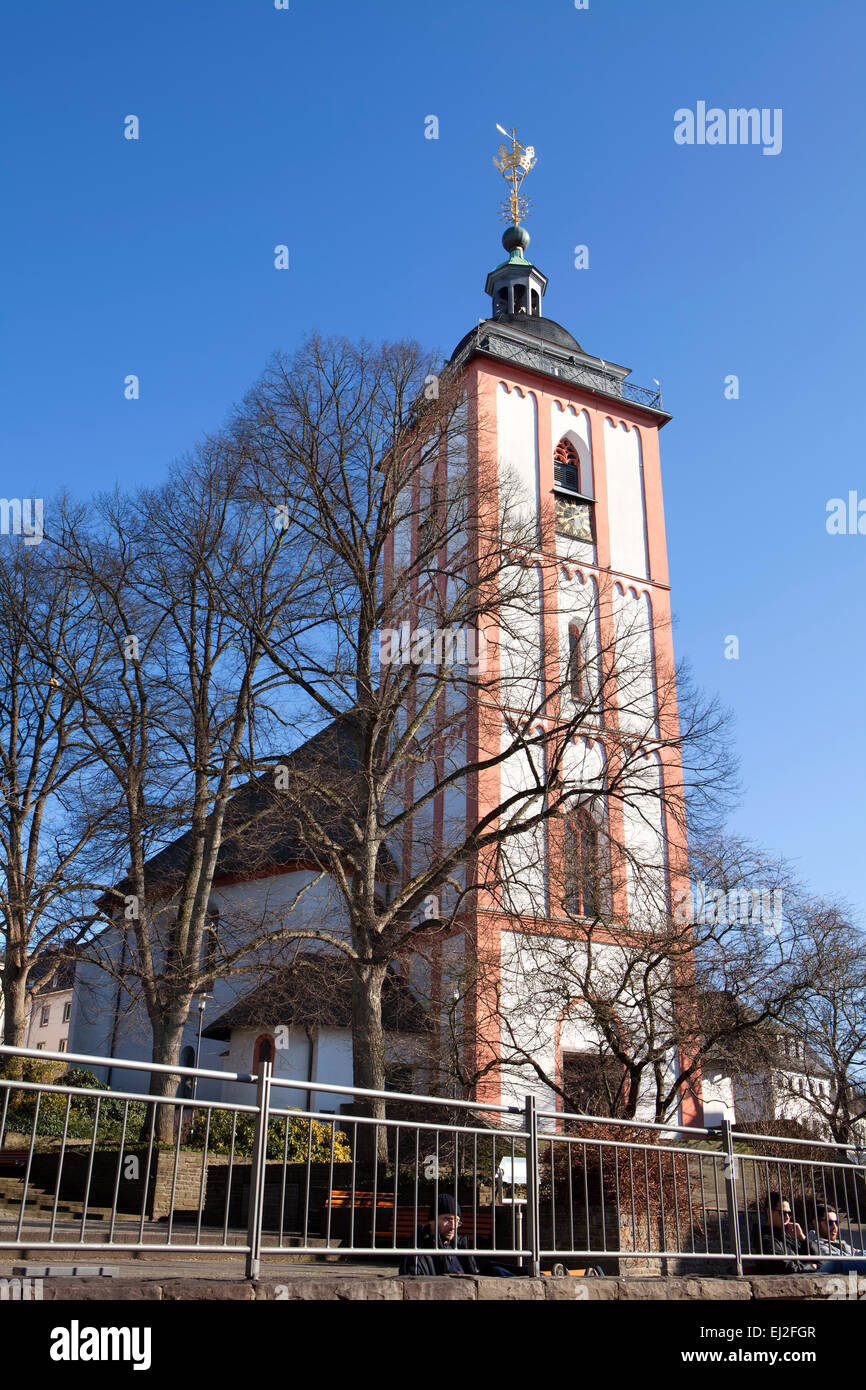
[485,224,548,319]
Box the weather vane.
[492,124,537,225]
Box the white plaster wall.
[498,562,544,718]
[621,751,667,931]
[440,717,468,917]
[220,1027,422,1113]
[558,571,601,717]
[496,930,662,1123]
[209,870,352,943]
[497,385,538,536]
[392,507,412,580]
[702,1071,736,1126]
[560,734,607,803]
[439,933,467,1081]
[25,989,73,1054]
[497,730,548,917]
[613,587,658,738]
[220,1027,355,1112]
[67,868,355,1100]
[441,721,467,801]
[605,421,648,580]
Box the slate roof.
[26,950,78,995]
[451,312,583,360]
[99,716,396,910]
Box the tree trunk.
[351,962,389,1166]
[1,967,30,1078]
[144,1014,189,1145]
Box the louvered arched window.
[553,438,581,493]
[553,439,594,543]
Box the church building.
[68,131,699,1127]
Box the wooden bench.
[0,1150,28,1172]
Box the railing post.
[524,1094,541,1278]
[721,1117,743,1276]
[245,1058,273,1280]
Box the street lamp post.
[192,994,213,1101]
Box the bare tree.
[0,533,111,1060]
[775,911,866,1146]
[49,441,312,1131]
[438,830,835,1124]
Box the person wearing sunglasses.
[750,1191,821,1273]
[808,1203,866,1270]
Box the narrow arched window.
[179,1045,196,1099]
[564,809,601,917]
[553,438,581,493]
[567,624,583,702]
[253,1033,275,1071]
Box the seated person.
[748,1191,820,1273]
[399,1194,480,1276]
[807,1203,866,1271]
[398,1194,516,1277]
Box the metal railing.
[2,1044,864,1278]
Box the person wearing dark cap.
[398,1194,481,1276]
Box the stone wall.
[27,1272,854,1301]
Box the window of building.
[179,1044,196,1099]
[62,1002,71,1023]
[553,440,594,542]
[564,809,602,918]
[561,1050,629,1118]
[567,625,583,703]
[553,438,582,494]
[40,1005,50,1026]
[58,1039,67,1053]
[252,1034,275,1071]
[36,1042,45,1051]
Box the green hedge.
[1,1065,147,1143]
[185,1108,352,1162]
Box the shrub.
[186,1108,352,1162]
[1,1065,147,1144]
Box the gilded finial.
[492,124,537,225]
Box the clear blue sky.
[2,0,864,920]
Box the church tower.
[435,129,699,1126]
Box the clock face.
[555,497,594,543]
